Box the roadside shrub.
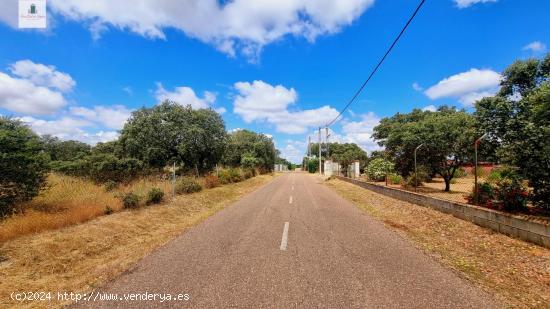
[307,158,319,174]
[389,173,402,185]
[495,177,528,212]
[366,158,394,181]
[228,168,244,182]
[176,177,203,194]
[243,168,256,179]
[204,174,220,188]
[218,169,232,184]
[467,167,528,212]
[122,192,140,209]
[467,182,496,205]
[103,180,118,192]
[146,187,164,205]
[0,118,49,217]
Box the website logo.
[19,0,47,29]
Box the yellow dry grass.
[325,178,550,308]
[0,173,275,308]
[0,174,179,243]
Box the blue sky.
[0,0,548,163]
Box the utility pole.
[325,126,330,159]
[318,127,322,175]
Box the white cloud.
[0,60,76,115]
[421,105,437,112]
[454,0,497,9]
[18,115,120,145]
[9,60,76,92]
[155,83,218,110]
[0,0,17,27]
[412,82,423,91]
[522,41,547,53]
[280,139,307,163]
[34,0,374,59]
[424,68,501,107]
[233,80,339,134]
[0,72,67,115]
[341,112,381,152]
[70,105,132,130]
[122,86,133,95]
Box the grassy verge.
[324,178,549,308]
[0,174,276,308]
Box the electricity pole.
[318,127,322,175]
[325,126,330,159]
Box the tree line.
[0,101,284,217]
[374,53,549,210]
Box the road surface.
[75,173,496,308]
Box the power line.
[326,0,427,127]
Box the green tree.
[373,106,478,191]
[310,142,368,172]
[0,118,48,216]
[366,158,394,181]
[119,101,227,173]
[41,135,91,162]
[222,129,276,171]
[476,53,550,208]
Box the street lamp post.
[474,133,488,205]
[414,144,424,192]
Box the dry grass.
[324,178,550,309]
[0,174,180,243]
[0,173,275,308]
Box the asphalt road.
[75,173,496,308]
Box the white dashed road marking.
[280,222,289,251]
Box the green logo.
[29,4,36,14]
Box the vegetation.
[309,142,368,171]
[146,188,164,205]
[223,129,277,172]
[204,174,220,188]
[366,158,394,181]
[0,118,48,217]
[373,106,478,192]
[122,192,141,209]
[176,177,203,194]
[119,101,227,173]
[476,53,550,210]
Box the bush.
[467,168,528,212]
[496,177,528,211]
[307,158,319,174]
[122,192,140,209]
[243,168,256,179]
[0,118,49,217]
[204,174,220,188]
[389,173,402,185]
[103,180,118,192]
[146,187,164,205]
[366,158,394,181]
[228,168,244,182]
[467,182,495,205]
[51,154,144,184]
[218,169,232,184]
[176,177,203,194]
[404,168,429,188]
